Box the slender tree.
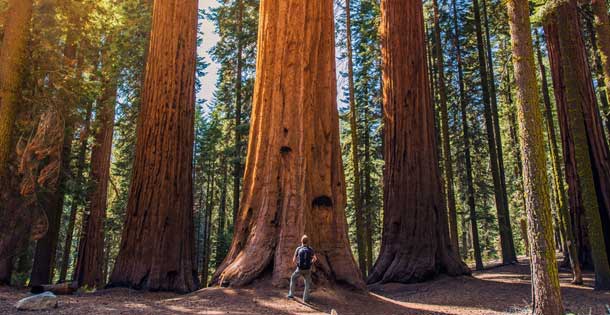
[74,66,117,288]
[109,0,199,293]
[211,0,365,289]
[433,0,459,252]
[345,0,367,277]
[453,0,483,270]
[472,0,517,264]
[506,0,564,312]
[368,0,470,284]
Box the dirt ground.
[1,261,609,315]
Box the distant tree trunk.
[483,1,514,259]
[233,0,244,226]
[363,101,374,273]
[30,129,72,286]
[535,30,583,284]
[506,1,564,313]
[215,156,228,266]
[58,105,92,283]
[345,0,366,277]
[433,0,459,253]
[473,0,516,264]
[0,0,32,182]
[452,0,482,270]
[200,168,214,286]
[57,36,90,284]
[74,74,117,289]
[546,0,610,289]
[591,0,610,136]
[212,0,364,289]
[368,0,470,284]
[109,0,199,293]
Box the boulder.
[15,291,58,311]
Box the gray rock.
[15,291,58,311]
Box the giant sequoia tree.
[211,0,365,289]
[506,0,564,312]
[108,0,199,293]
[367,0,469,284]
[0,0,32,183]
[545,0,610,289]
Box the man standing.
[287,235,317,302]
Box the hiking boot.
[286,294,294,299]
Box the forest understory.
[1,259,608,315]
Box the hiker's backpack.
[297,246,314,270]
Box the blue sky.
[197,0,220,104]
[195,0,349,109]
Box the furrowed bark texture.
[211,0,364,289]
[544,21,594,271]
[368,0,470,284]
[506,1,564,313]
[0,0,32,182]
[546,0,610,289]
[535,31,582,284]
[74,78,117,288]
[109,0,199,293]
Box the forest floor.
[1,260,609,315]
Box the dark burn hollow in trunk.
[211,0,365,290]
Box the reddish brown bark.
[74,76,117,288]
[545,1,610,289]
[211,0,364,289]
[535,30,583,284]
[0,0,32,182]
[108,0,199,293]
[368,0,469,284]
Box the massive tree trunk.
[345,0,367,277]
[74,75,117,289]
[506,0,564,313]
[0,0,32,183]
[452,0,482,270]
[472,0,517,264]
[368,0,469,284]
[108,0,199,293]
[211,0,364,289]
[546,0,610,289]
[535,30,583,284]
[433,0,459,253]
